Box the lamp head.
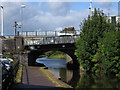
[21,5,26,8]
[0,6,3,8]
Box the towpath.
[19,66,70,89]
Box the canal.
[36,57,120,88]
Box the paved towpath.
[19,66,61,89]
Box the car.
[0,62,9,80]
[0,54,13,62]
[0,36,7,40]
[0,60,12,71]
[57,31,76,36]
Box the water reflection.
[36,58,120,88]
[76,74,120,88]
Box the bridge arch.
[26,44,79,69]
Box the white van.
[57,31,76,36]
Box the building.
[109,16,120,24]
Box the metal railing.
[17,30,81,37]
[2,60,19,90]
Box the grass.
[14,65,23,83]
[40,67,72,88]
[48,54,66,60]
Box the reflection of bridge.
[3,31,80,67]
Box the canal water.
[36,57,120,88]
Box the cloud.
[24,10,87,31]
[0,2,118,36]
[103,8,118,16]
[0,2,22,35]
[93,2,113,9]
[47,2,69,16]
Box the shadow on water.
[75,73,120,89]
[67,69,80,88]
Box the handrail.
[17,30,81,37]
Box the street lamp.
[89,0,92,16]
[0,5,4,36]
[20,4,26,36]
[12,21,21,36]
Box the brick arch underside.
[28,48,79,67]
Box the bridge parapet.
[23,35,80,45]
[17,30,80,37]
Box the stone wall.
[2,37,23,53]
[66,54,72,63]
[18,53,28,66]
[2,37,29,66]
[2,39,15,52]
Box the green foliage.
[48,51,66,59]
[62,27,75,31]
[75,8,120,76]
[98,31,120,75]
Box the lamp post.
[12,21,21,36]
[89,0,92,16]
[20,4,26,36]
[0,5,4,36]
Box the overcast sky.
[0,0,119,35]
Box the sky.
[0,0,119,35]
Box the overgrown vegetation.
[62,27,75,31]
[75,8,120,77]
[14,65,23,83]
[38,51,66,59]
[48,51,66,60]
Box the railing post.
[36,31,37,36]
[45,31,47,36]
[55,31,57,36]
[17,31,19,36]
[26,32,28,36]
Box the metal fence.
[2,60,19,90]
[17,30,81,37]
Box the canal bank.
[40,67,72,88]
[36,57,120,89]
[17,66,72,89]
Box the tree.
[62,27,75,31]
[97,30,120,75]
[60,27,76,35]
[75,8,117,74]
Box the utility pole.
[20,4,26,36]
[0,5,4,36]
[89,0,92,16]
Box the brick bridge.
[2,31,80,68]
